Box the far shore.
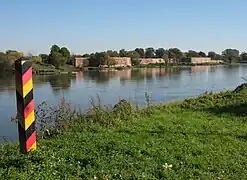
[0,61,235,76]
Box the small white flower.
[162,163,173,169]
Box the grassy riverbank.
[1,62,80,75]
[1,84,247,179]
[32,62,79,75]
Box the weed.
[3,83,247,179]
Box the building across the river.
[139,58,165,65]
[180,57,223,64]
[72,56,88,68]
[112,57,132,67]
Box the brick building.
[112,57,132,67]
[72,56,88,68]
[139,58,165,65]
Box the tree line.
[0,45,71,72]
[81,47,247,66]
[1,45,247,71]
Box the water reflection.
[49,74,72,92]
[1,65,247,141]
[0,66,244,94]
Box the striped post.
[15,57,36,153]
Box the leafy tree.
[145,47,155,58]
[187,50,200,57]
[6,50,23,60]
[0,53,10,71]
[88,52,111,67]
[208,51,217,59]
[106,50,119,57]
[59,47,71,61]
[88,53,98,67]
[48,45,71,67]
[39,54,49,63]
[83,58,89,67]
[0,52,17,72]
[222,49,239,63]
[129,51,140,66]
[240,52,247,61]
[82,53,90,57]
[162,54,169,64]
[49,52,66,68]
[168,48,183,59]
[155,48,167,58]
[50,45,60,54]
[215,54,222,60]
[119,49,128,57]
[199,51,206,57]
[32,56,42,63]
[134,48,145,58]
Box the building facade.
[139,58,165,65]
[180,57,212,64]
[112,57,132,67]
[72,56,87,68]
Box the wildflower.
[162,163,173,169]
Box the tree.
[49,52,66,68]
[187,50,200,57]
[208,51,217,59]
[168,48,183,59]
[82,53,90,57]
[162,54,169,65]
[50,45,60,54]
[88,52,110,67]
[134,48,145,58]
[88,53,99,67]
[119,49,128,57]
[83,58,89,67]
[31,56,42,63]
[199,51,206,57]
[155,48,167,58]
[39,54,49,63]
[240,52,247,61]
[129,51,140,66]
[222,49,239,63]
[145,47,155,58]
[6,50,23,60]
[106,50,119,57]
[59,47,71,61]
[0,53,10,71]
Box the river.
[0,65,246,142]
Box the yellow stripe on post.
[24,110,35,130]
[15,57,37,153]
[23,77,33,97]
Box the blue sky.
[0,0,246,55]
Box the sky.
[0,0,246,55]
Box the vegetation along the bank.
[1,46,247,74]
[1,84,247,179]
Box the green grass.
[32,62,79,75]
[1,84,247,179]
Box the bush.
[32,56,42,63]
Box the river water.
[0,65,246,141]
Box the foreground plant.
[3,84,247,179]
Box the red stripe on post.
[24,99,34,119]
[26,131,36,151]
[22,67,32,86]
